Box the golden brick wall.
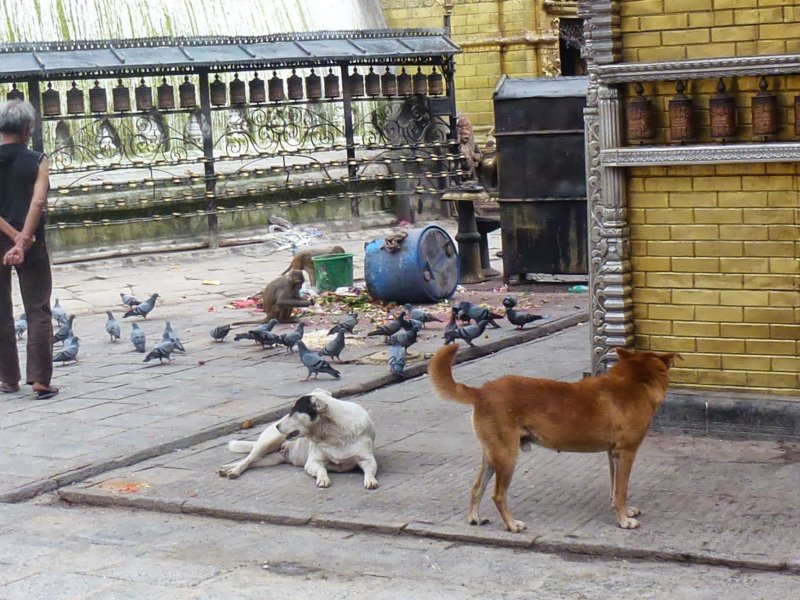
[621,0,800,62]
[629,164,800,392]
[381,0,563,136]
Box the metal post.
[198,69,219,249]
[26,78,44,153]
[340,62,359,219]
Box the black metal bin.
[493,75,588,279]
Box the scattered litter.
[198,360,206,365]
[202,280,221,286]
[97,479,151,494]
[207,306,217,312]
[568,285,589,293]
[456,285,467,293]
[241,419,254,429]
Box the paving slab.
[58,325,800,573]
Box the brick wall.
[621,0,800,62]
[629,164,800,392]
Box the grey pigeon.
[53,315,75,345]
[105,311,121,342]
[53,335,80,365]
[251,329,282,348]
[453,301,502,329]
[403,304,442,328]
[328,312,358,335]
[123,293,159,319]
[388,344,406,378]
[233,319,279,344]
[367,311,413,338]
[444,308,458,336]
[386,321,421,349]
[120,292,141,307]
[502,296,544,330]
[210,324,231,342]
[279,322,305,353]
[320,329,346,362]
[444,319,490,347]
[130,323,146,353]
[51,298,68,326]
[143,340,176,364]
[296,341,341,381]
[162,320,185,352]
[14,314,27,339]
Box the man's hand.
[2,246,24,266]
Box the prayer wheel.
[397,67,412,96]
[324,68,340,99]
[230,74,246,105]
[249,73,266,104]
[7,83,24,102]
[66,81,84,115]
[287,69,304,101]
[428,67,443,96]
[135,79,152,111]
[305,69,322,100]
[268,71,285,102]
[113,79,131,112]
[668,81,694,143]
[89,81,107,113]
[365,67,380,97]
[157,78,175,110]
[179,76,196,109]
[709,79,736,141]
[625,82,654,144]
[751,77,778,140]
[349,67,364,98]
[381,67,397,97]
[210,75,226,106]
[413,67,427,95]
[42,83,60,116]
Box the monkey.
[232,270,314,325]
[281,245,346,288]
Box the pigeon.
[251,329,282,348]
[320,329,346,362]
[328,312,358,335]
[444,319,490,347]
[144,340,176,364]
[162,320,185,352]
[445,307,459,335]
[386,321,422,349]
[233,319,280,344]
[51,298,68,326]
[279,322,305,353]
[388,344,407,378]
[403,304,442,328]
[453,301,502,329]
[120,292,141,307]
[14,314,27,339]
[105,311,121,342]
[502,296,545,330]
[130,323,146,353]
[367,311,413,338]
[53,315,75,345]
[210,324,231,342]
[123,293,159,319]
[296,341,341,381]
[53,335,80,365]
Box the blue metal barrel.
[364,225,460,303]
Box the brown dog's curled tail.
[428,344,481,405]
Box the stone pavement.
[59,324,800,574]
[1,223,587,502]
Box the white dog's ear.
[311,393,329,414]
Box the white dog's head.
[277,389,332,440]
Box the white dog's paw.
[506,519,527,533]
[218,465,241,479]
[617,516,640,529]
[364,477,378,490]
[316,475,331,488]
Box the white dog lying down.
[218,388,378,489]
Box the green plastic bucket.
[311,253,354,292]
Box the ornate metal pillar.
[198,69,219,249]
[579,0,632,374]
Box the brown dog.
[429,344,677,532]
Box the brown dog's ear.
[615,347,634,361]
[657,352,680,368]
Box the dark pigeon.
[320,329,346,362]
[296,341,341,381]
[233,319,279,344]
[130,323,146,353]
[388,344,407,378]
[14,314,26,340]
[453,301,502,329]
[444,319,490,347]
[105,311,121,342]
[53,336,80,365]
[53,315,75,345]
[279,322,305,353]
[210,324,231,342]
[367,311,413,338]
[162,320,185,352]
[502,296,545,330]
[123,293,159,319]
[386,321,422,349]
[328,312,358,335]
[403,304,442,328]
[144,340,176,364]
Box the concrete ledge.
[654,390,800,442]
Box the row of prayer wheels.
[5,66,445,117]
[627,77,800,144]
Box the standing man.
[0,99,58,399]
